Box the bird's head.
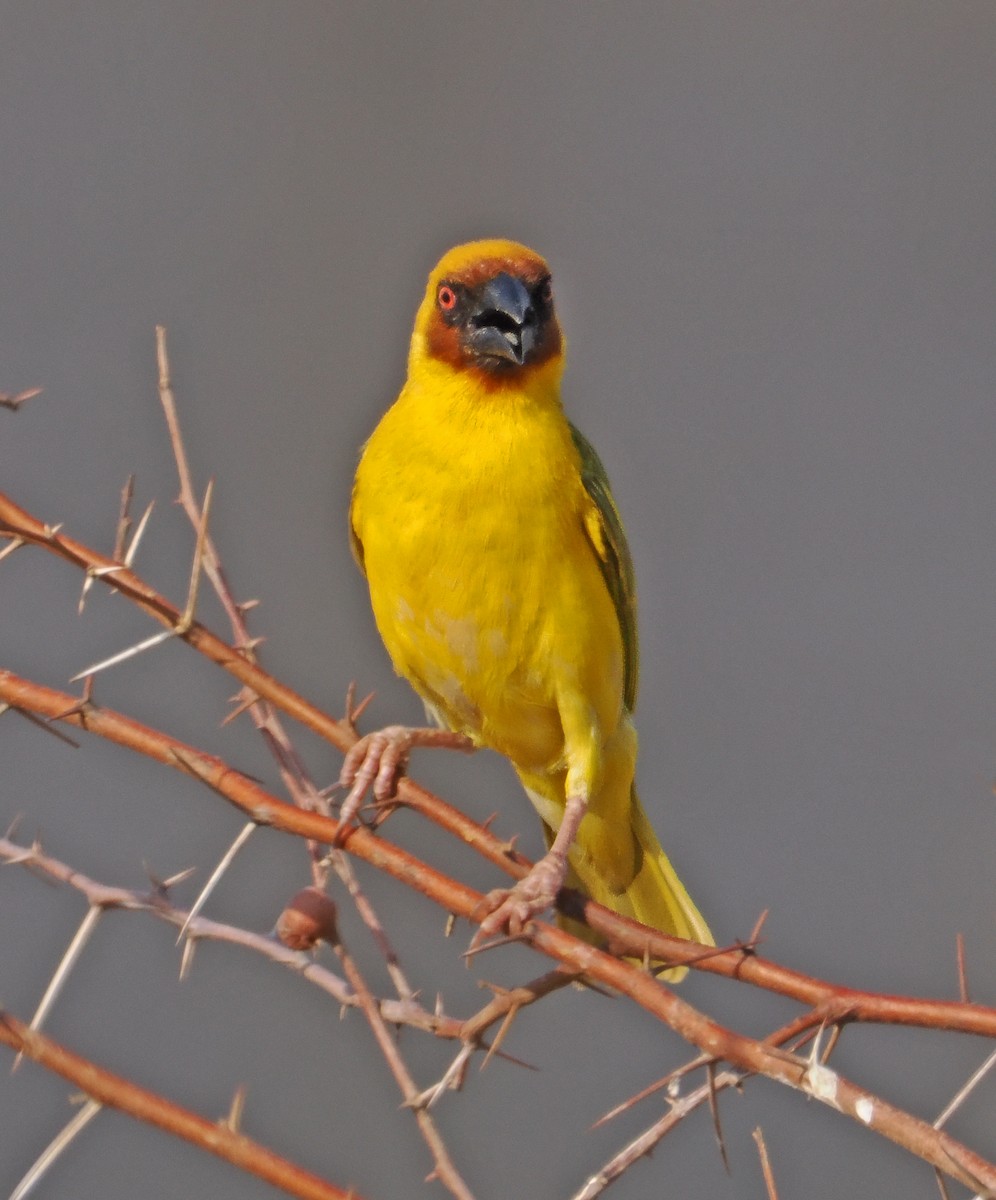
[410,239,564,389]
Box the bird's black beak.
[465,272,537,367]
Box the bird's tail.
[526,776,713,979]
[608,789,713,943]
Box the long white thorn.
[123,499,156,567]
[176,821,256,944]
[9,1098,103,1200]
[933,1046,996,1129]
[16,907,104,1068]
[69,628,175,681]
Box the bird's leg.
[475,790,588,942]
[337,725,475,834]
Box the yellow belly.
[366,495,623,776]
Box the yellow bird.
[342,238,713,958]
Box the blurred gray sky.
[1,4,993,1198]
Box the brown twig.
[572,1065,745,1200]
[752,1126,779,1200]
[0,1009,367,1200]
[332,935,477,1200]
[0,386,42,411]
[956,932,970,1004]
[705,1060,730,1173]
[156,337,419,1002]
[1,660,992,1038]
[582,1001,910,1199]
[587,1012,834,1194]
[459,968,579,1050]
[591,1053,712,1129]
[0,834,459,1041]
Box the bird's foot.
[473,850,568,943]
[336,725,474,839]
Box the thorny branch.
[573,1064,746,1200]
[0,1010,365,1200]
[1,667,994,1196]
[332,938,476,1200]
[156,351,477,1195]
[0,835,460,1040]
[156,333,419,1005]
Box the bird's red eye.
[437,285,457,311]
[538,277,553,303]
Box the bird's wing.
[348,486,367,575]
[569,422,639,711]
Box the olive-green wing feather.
[569,423,638,710]
[348,483,367,575]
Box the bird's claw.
[471,852,567,945]
[336,725,414,838]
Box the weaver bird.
[342,239,713,958]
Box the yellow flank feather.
[350,239,713,961]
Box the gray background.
[1,3,993,1197]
